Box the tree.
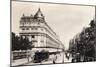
[20,36,33,50]
[68,19,96,62]
[12,32,33,51]
[12,32,20,51]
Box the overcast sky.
[12,1,95,49]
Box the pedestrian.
[53,59,56,64]
[31,51,35,62]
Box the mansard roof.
[21,8,45,20]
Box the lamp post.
[63,49,64,63]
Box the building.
[19,8,64,53]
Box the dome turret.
[34,8,44,20]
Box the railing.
[12,50,30,60]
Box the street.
[24,53,72,65]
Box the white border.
[0,0,98,67]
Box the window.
[26,28,29,30]
[41,40,44,43]
[22,28,25,30]
[32,35,35,38]
[35,28,37,30]
[31,28,34,30]
[41,28,43,31]
[38,22,40,25]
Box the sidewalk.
[64,54,72,63]
[11,58,31,66]
[12,54,72,66]
[24,57,54,65]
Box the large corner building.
[19,8,64,52]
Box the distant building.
[19,8,64,52]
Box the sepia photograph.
[11,0,96,66]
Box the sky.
[12,1,95,50]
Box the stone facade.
[19,8,64,52]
